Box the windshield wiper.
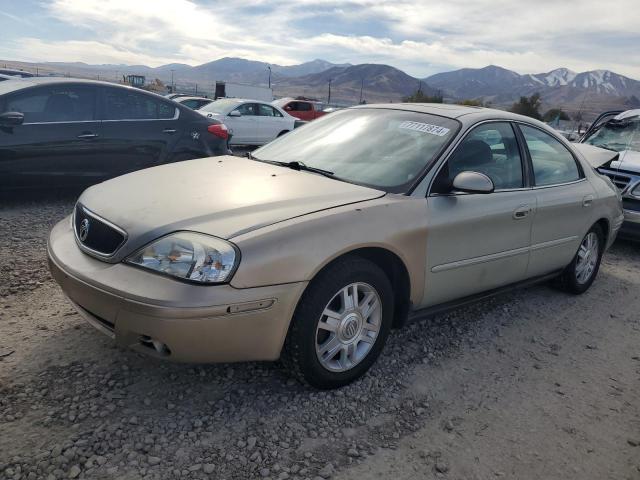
[248,154,335,178]
[282,160,334,177]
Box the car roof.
[176,96,211,102]
[354,102,553,127]
[615,109,640,120]
[214,98,274,105]
[0,68,34,77]
[0,77,173,100]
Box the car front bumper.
[47,218,307,363]
[619,207,640,239]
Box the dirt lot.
[0,191,639,480]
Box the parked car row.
[0,78,230,188]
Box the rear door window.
[520,125,581,186]
[5,85,97,123]
[258,104,282,117]
[103,88,176,120]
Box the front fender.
[229,195,428,306]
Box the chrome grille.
[598,168,631,192]
[74,204,127,257]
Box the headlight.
[126,232,238,284]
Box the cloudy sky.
[1,0,639,78]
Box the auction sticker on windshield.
[398,121,450,136]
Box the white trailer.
[215,81,273,102]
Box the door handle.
[163,128,177,134]
[513,205,531,219]
[582,195,594,207]
[77,133,98,139]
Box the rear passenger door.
[0,83,105,187]
[257,103,288,142]
[98,87,181,176]
[517,124,595,276]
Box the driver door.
[422,122,536,307]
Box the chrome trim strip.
[73,204,128,259]
[431,245,530,272]
[22,108,179,125]
[431,235,577,272]
[529,236,578,251]
[101,108,180,122]
[22,120,100,125]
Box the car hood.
[572,143,620,168]
[612,149,640,173]
[78,155,385,262]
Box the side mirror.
[228,110,241,117]
[0,111,24,127]
[452,171,494,194]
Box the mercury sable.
[48,104,623,389]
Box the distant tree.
[457,99,485,107]
[542,108,571,122]
[403,89,443,103]
[510,93,542,120]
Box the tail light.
[207,123,229,139]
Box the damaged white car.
[580,109,640,239]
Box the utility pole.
[170,69,175,92]
[267,65,271,89]
[359,78,364,104]
[328,78,332,105]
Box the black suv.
[0,78,230,188]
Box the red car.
[272,97,327,121]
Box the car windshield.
[199,99,241,114]
[583,115,640,152]
[253,108,459,192]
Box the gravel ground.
[0,190,639,480]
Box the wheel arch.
[299,246,412,329]
[594,217,610,244]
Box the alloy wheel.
[575,232,599,284]
[315,282,382,372]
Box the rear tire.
[282,256,394,389]
[557,224,604,294]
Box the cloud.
[1,0,639,78]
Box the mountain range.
[3,57,639,119]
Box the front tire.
[557,224,604,294]
[282,256,394,389]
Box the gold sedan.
[48,104,623,388]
